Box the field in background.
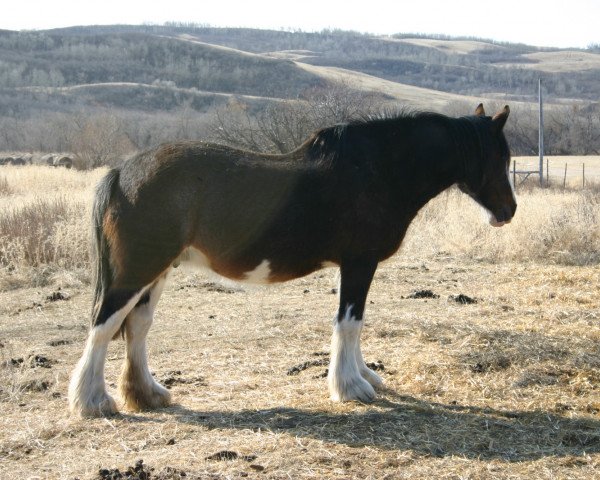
[512,156,600,188]
[0,165,598,479]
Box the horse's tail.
[91,168,120,325]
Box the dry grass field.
[295,63,481,109]
[512,156,600,189]
[0,165,599,479]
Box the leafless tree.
[209,84,385,153]
[70,113,136,169]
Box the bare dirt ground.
[1,253,599,479]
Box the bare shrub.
[70,113,136,169]
[0,175,11,195]
[209,84,385,153]
[0,197,90,280]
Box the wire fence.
[511,156,600,190]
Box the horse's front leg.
[328,257,382,402]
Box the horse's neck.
[391,123,464,209]
[449,117,485,183]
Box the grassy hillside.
[0,25,599,156]
[2,25,599,113]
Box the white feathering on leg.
[356,338,383,388]
[328,306,376,402]
[68,288,148,417]
[119,277,171,410]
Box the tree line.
[1,86,598,169]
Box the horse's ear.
[475,103,486,116]
[492,105,510,131]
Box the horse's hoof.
[119,380,172,411]
[360,366,384,389]
[328,374,377,403]
[69,393,119,418]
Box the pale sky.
[2,0,599,49]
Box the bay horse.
[69,104,516,417]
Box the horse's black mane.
[305,109,486,168]
[348,108,443,126]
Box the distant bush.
[0,197,90,273]
[0,176,11,195]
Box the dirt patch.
[177,281,240,294]
[159,370,206,388]
[28,354,53,369]
[1,243,600,479]
[205,450,257,462]
[47,339,72,347]
[20,379,52,392]
[2,354,54,369]
[3,358,24,367]
[366,360,385,371]
[13,301,43,314]
[96,459,189,480]
[287,358,329,376]
[405,289,439,299]
[46,289,70,302]
[466,353,512,373]
[200,282,240,294]
[288,356,385,379]
[449,293,478,304]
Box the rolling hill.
[0,24,598,155]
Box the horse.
[68,104,516,417]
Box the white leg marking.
[355,337,384,388]
[242,259,272,284]
[119,278,171,411]
[328,307,376,402]
[68,289,148,417]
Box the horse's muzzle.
[489,203,517,227]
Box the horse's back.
[106,141,340,284]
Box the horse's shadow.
[126,392,600,461]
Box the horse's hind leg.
[69,288,149,417]
[118,276,171,411]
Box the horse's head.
[458,104,517,227]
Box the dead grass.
[0,165,598,479]
[0,166,104,289]
[402,187,600,266]
[0,259,598,479]
[0,175,11,196]
[510,51,600,72]
[512,156,600,187]
[295,62,480,109]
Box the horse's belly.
[176,247,337,285]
